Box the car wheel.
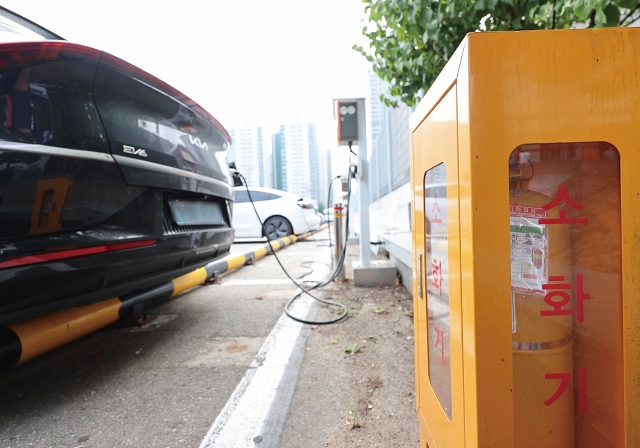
[263,216,293,240]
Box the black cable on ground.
[300,260,331,272]
[239,173,351,325]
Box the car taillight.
[0,239,157,269]
[0,41,101,74]
[297,202,314,209]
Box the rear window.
[235,190,249,203]
[251,191,280,201]
[234,190,280,203]
[94,62,228,181]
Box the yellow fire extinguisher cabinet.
[410,28,640,448]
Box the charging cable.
[239,173,350,325]
[348,140,357,157]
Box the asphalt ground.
[0,228,419,447]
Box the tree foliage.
[354,0,640,106]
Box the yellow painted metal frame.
[413,85,466,448]
[410,28,640,448]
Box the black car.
[0,9,234,325]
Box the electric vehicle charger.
[237,169,353,325]
[325,175,342,257]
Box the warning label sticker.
[510,205,548,295]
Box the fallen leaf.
[255,296,264,300]
[331,339,338,344]
[344,344,360,354]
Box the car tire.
[263,216,293,240]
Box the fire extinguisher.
[510,165,574,448]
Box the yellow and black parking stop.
[0,233,309,371]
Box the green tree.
[354,0,640,106]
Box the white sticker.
[509,206,548,295]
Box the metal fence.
[369,102,413,202]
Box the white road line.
[220,279,294,286]
[199,247,332,448]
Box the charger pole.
[334,97,394,286]
[333,201,346,281]
[356,98,371,267]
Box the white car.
[232,187,322,239]
[322,207,335,223]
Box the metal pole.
[356,98,371,267]
[385,105,393,194]
[333,201,346,281]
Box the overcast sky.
[3,0,371,175]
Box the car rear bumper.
[0,228,233,325]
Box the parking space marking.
[199,247,331,448]
[220,279,294,286]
